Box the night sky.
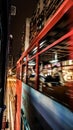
[10,0,38,64]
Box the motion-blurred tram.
[15,0,73,130]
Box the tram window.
[39,13,68,52]
[38,39,73,111]
[29,46,37,58]
[22,65,26,83]
[39,61,51,92]
[27,59,36,88]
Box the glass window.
[22,64,26,83]
[27,59,36,88]
[39,61,51,92]
[38,38,73,111]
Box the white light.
[9,34,13,39]
[28,62,35,65]
[40,40,46,46]
[49,59,58,63]
[50,52,58,63]
[23,57,26,61]
[55,52,57,60]
[32,47,37,52]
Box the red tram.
[15,1,73,130]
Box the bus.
[15,0,73,130]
